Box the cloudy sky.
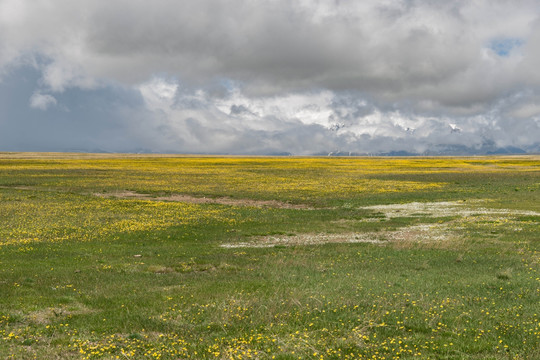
[1,0,540,154]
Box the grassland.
[0,153,539,359]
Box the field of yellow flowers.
[0,153,539,359]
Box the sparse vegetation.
[0,153,539,359]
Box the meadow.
[0,153,539,359]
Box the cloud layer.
[1,0,539,154]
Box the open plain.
[0,154,539,359]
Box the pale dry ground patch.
[221,233,386,248]
[0,185,312,209]
[11,304,97,327]
[221,200,539,248]
[3,186,311,209]
[94,190,313,209]
[360,200,540,218]
[220,224,455,249]
[0,185,66,193]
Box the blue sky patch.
[489,38,525,57]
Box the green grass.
[0,154,539,359]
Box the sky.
[1,0,540,155]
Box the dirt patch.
[332,218,385,224]
[3,185,313,209]
[221,233,386,248]
[155,194,312,209]
[0,185,36,190]
[25,304,96,325]
[95,190,313,209]
[382,223,468,250]
[361,200,540,218]
[0,185,63,192]
[221,223,458,248]
[222,200,537,248]
[94,190,149,199]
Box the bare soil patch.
[221,232,385,248]
[360,200,540,218]
[0,185,48,191]
[222,200,538,248]
[220,223,456,248]
[95,190,313,209]
[25,304,96,325]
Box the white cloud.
[41,60,97,93]
[510,103,540,118]
[138,77,178,112]
[29,92,57,110]
[215,90,335,128]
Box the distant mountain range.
[53,143,540,156]
[322,144,538,157]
